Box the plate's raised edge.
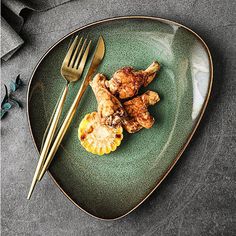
[26,15,213,221]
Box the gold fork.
[27,36,91,199]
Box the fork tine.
[77,40,92,74]
[69,37,83,67]
[62,35,78,66]
[73,38,87,69]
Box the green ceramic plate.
[27,16,213,220]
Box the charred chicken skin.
[123,90,160,133]
[90,73,127,127]
[105,61,160,99]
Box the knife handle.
[37,79,89,181]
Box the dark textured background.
[1,0,236,235]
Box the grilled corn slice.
[78,112,123,155]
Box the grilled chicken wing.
[123,90,160,133]
[105,61,160,99]
[90,73,127,127]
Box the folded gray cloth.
[1,0,71,61]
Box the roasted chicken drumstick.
[105,61,160,99]
[90,74,127,127]
[123,90,160,133]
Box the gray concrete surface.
[1,0,236,235]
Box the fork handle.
[27,84,69,199]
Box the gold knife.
[27,36,105,199]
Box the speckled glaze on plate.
[27,16,213,220]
